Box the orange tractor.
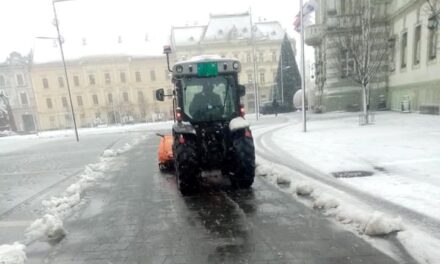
[156,133,174,171]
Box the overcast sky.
[0,0,308,61]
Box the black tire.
[230,135,255,189]
[174,139,199,195]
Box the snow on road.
[0,121,172,262]
[253,111,440,264]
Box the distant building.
[30,55,174,130]
[170,12,296,113]
[306,0,440,114]
[0,52,38,132]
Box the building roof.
[32,35,165,65]
[171,12,285,47]
[171,26,206,47]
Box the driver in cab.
[189,83,222,119]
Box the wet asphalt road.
[24,134,402,264]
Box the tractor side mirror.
[238,85,246,97]
[156,88,165,101]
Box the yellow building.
[171,13,296,113]
[30,55,174,130]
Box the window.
[58,77,64,88]
[61,97,68,108]
[42,78,49,88]
[123,92,129,102]
[340,0,346,15]
[16,74,24,86]
[46,98,53,109]
[108,93,113,104]
[120,72,126,83]
[77,96,83,106]
[272,51,277,62]
[401,32,408,69]
[20,93,28,105]
[92,94,99,105]
[389,38,396,72]
[89,74,95,85]
[413,25,421,66]
[150,70,156,81]
[340,49,355,78]
[259,51,264,62]
[135,71,141,82]
[260,73,265,84]
[138,91,144,103]
[246,52,251,63]
[104,73,111,84]
[0,75,4,87]
[73,76,80,87]
[247,73,253,83]
[428,27,437,60]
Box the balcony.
[305,24,324,46]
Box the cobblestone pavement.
[26,135,404,264]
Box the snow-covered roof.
[171,12,285,46]
[254,21,285,41]
[171,26,206,47]
[203,13,252,42]
[32,35,165,64]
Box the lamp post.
[51,0,79,141]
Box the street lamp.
[50,0,79,141]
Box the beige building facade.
[171,13,296,113]
[387,0,440,113]
[31,56,174,130]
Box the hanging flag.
[293,0,318,32]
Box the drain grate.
[332,171,374,178]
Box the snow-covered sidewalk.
[253,111,440,264]
[271,112,440,222]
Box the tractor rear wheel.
[174,139,199,195]
[230,136,255,189]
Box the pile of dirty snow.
[0,242,26,264]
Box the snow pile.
[25,214,66,243]
[364,212,403,236]
[102,149,118,157]
[295,181,313,196]
[24,148,116,243]
[312,193,340,210]
[0,242,26,264]
[116,143,132,154]
[276,175,291,186]
[229,117,250,131]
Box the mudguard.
[229,117,250,132]
[172,121,197,135]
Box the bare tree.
[331,0,389,124]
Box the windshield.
[181,75,237,122]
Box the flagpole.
[300,0,307,132]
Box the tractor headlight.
[232,61,239,70]
[176,65,183,73]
